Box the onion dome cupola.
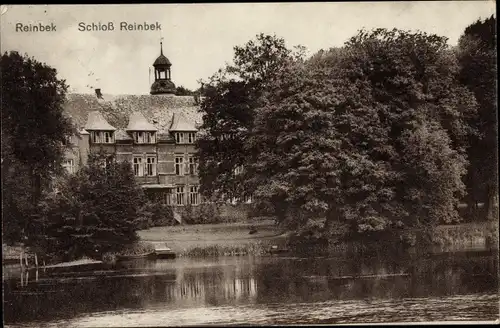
[150,41,176,95]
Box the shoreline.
[3,221,497,267]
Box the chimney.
[95,88,103,99]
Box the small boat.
[152,242,176,259]
[268,245,289,255]
[116,252,155,261]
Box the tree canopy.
[30,152,145,260]
[1,51,74,243]
[196,33,306,205]
[198,29,480,239]
[457,15,498,219]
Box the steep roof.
[153,54,172,66]
[127,111,158,131]
[63,93,202,134]
[84,111,116,131]
[115,129,133,141]
[169,113,198,132]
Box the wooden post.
[35,253,38,268]
[24,253,28,267]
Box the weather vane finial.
[160,37,164,55]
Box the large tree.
[1,51,74,243]
[246,28,476,237]
[196,33,305,208]
[457,15,498,220]
[30,152,145,261]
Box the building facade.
[63,43,203,207]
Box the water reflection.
[3,250,499,326]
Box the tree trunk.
[486,185,499,222]
[31,168,42,205]
[324,206,340,235]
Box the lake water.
[3,250,499,326]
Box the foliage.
[1,51,75,243]
[196,33,306,208]
[182,242,267,257]
[457,15,498,219]
[430,223,490,250]
[119,241,155,256]
[181,203,222,225]
[29,151,145,261]
[246,28,475,237]
[175,85,195,96]
[139,201,175,228]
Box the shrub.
[120,241,155,255]
[287,219,328,250]
[140,201,175,228]
[181,203,222,224]
[31,152,144,261]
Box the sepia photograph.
[1,2,498,326]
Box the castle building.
[63,42,203,206]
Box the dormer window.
[91,131,114,144]
[104,132,113,143]
[175,132,185,144]
[134,131,156,144]
[175,132,197,144]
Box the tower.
[150,41,176,95]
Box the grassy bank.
[430,221,498,250]
[4,221,496,263]
[138,220,497,257]
[137,219,288,256]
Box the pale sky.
[0,2,496,95]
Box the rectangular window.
[234,165,244,176]
[188,186,199,205]
[175,156,184,176]
[63,135,72,146]
[92,131,101,143]
[146,132,156,144]
[63,159,74,174]
[188,156,198,175]
[91,131,114,144]
[188,132,196,144]
[104,132,114,143]
[176,186,184,205]
[146,156,157,176]
[175,133,185,144]
[163,190,172,205]
[135,132,143,144]
[133,157,143,177]
[134,132,156,144]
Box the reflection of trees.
[4,253,497,325]
[408,252,498,297]
[173,267,258,307]
[254,253,497,304]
